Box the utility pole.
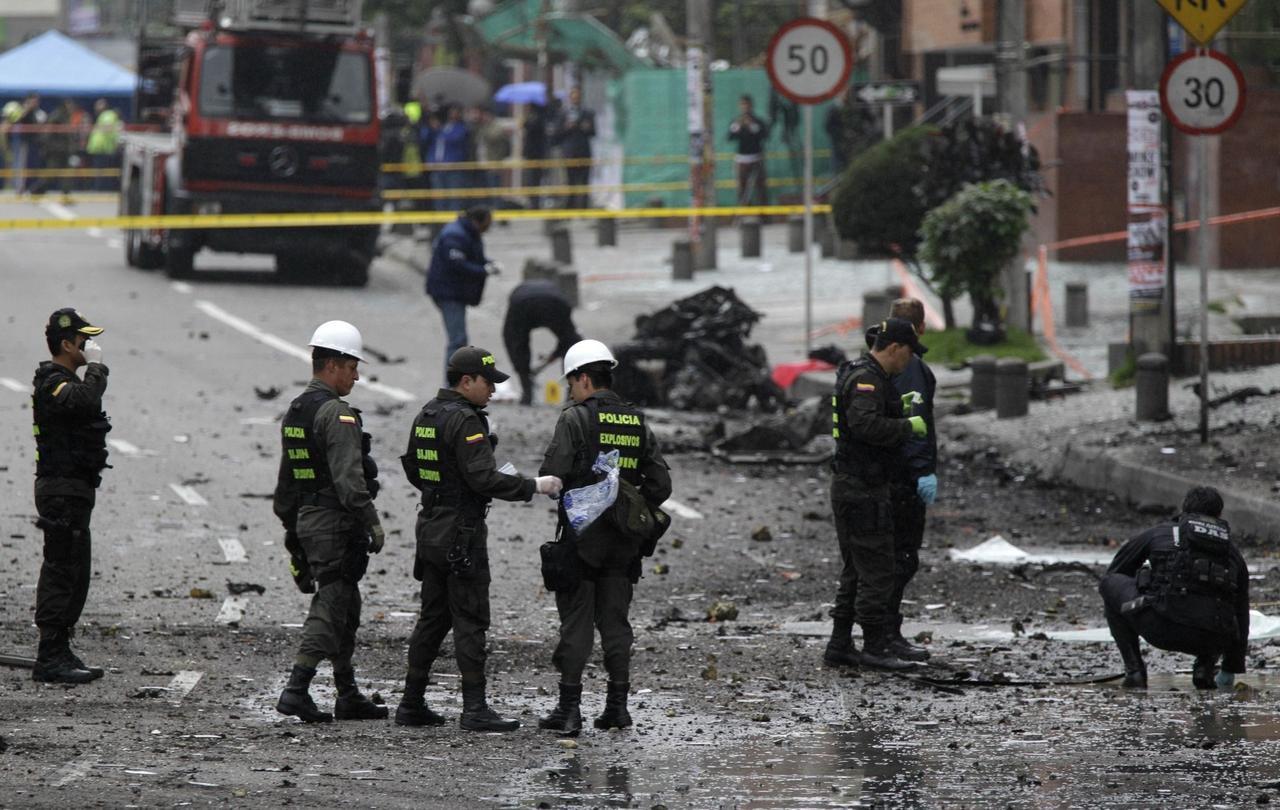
[686,0,715,264]
[996,0,1029,331]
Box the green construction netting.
[474,1,646,72]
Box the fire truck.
[120,0,382,285]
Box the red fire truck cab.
[121,0,381,285]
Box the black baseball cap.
[45,308,103,337]
[448,346,510,384]
[866,316,921,352]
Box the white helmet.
[308,320,366,362]
[563,339,617,377]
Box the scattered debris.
[362,346,407,364]
[227,582,266,595]
[750,526,773,543]
[707,601,739,622]
[189,587,215,599]
[612,286,785,411]
[254,385,282,400]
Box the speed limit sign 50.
[766,18,853,105]
[1159,49,1246,135]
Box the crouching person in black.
[1099,486,1249,690]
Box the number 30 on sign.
[1159,49,1246,135]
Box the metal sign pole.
[803,104,814,355]
[1198,130,1210,444]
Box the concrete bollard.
[557,270,579,309]
[995,358,1029,419]
[551,225,573,265]
[1135,353,1170,421]
[861,289,893,333]
[522,257,558,281]
[542,217,561,236]
[596,217,617,247]
[812,214,828,245]
[836,238,858,261]
[820,226,836,258]
[1065,282,1089,328]
[787,216,805,253]
[672,240,693,280]
[740,218,761,258]
[696,220,717,270]
[970,355,998,410]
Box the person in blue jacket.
[422,104,472,212]
[426,207,500,379]
[861,297,937,663]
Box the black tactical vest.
[281,388,378,506]
[578,396,646,489]
[31,362,111,483]
[1148,514,1241,637]
[831,357,900,482]
[402,398,490,517]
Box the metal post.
[1198,130,1210,444]
[882,101,892,140]
[803,104,814,355]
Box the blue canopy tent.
[0,30,135,117]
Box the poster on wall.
[1128,210,1167,312]
[1126,89,1166,312]
[1126,90,1162,207]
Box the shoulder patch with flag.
[465,432,486,444]
[338,414,358,425]
[856,382,876,392]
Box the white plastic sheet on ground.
[948,535,1115,566]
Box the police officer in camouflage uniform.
[30,308,110,684]
[537,339,672,735]
[825,318,928,672]
[396,346,562,732]
[273,321,387,723]
[1100,486,1250,690]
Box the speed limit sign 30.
[1160,49,1246,135]
[766,18,853,105]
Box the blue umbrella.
[494,81,548,106]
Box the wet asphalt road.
[3,197,1280,807]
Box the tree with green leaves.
[918,180,1035,332]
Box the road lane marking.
[88,226,103,237]
[40,200,76,221]
[107,238,123,249]
[169,483,208,506]
[50,754,97,786]
[662,498,704,520]
[107,438,141,456]
[168,670,203,699]
[171,281,193,294]
[218,537,248,563]
[0,377,26,393]
[217,596,249,625]
[194,299,415,402]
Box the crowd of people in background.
[0,94,122,194]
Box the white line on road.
[217,596,249,625]
[169,483,208,506]
[171,281,193,294]
[167,670,204,699]
[663,498,704,520]
[194,299,415,402]
[0,377,27,393]
[218,537,247,563]
[40,201,76,221]
[50,754,97,787]
[88,226,103,238]
[107,238,123,249]
[107,438,141,456]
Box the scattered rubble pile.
[612,286,785,411]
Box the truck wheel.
[165,232,195,279]
[275,254,310,284]
[336,256,370,287]
[128,229,165,270]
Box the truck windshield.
[198,45,371,123]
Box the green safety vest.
[86,109,120,155]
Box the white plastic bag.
[562,450,620,533]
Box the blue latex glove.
[1215,670,1235,690]
[916,474,938,505]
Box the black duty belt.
[300,492,347,512]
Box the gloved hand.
[484,261,503,276]
[916,473,938,505]
[1215,670,1235,690]
[368,523,386,553]
[908,415,927,437]
[535,475,563,497]
[82,338,103,365]
[900,391,923,412]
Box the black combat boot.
[538,682,583,736]
[887,615,930,662]
[822,618,860,667]
[593,681,632,730]
[1192,654,1218,690]
[459,680,519,732]
[60,628,104,679]
[1117,639,1147,689]
[276,664,334,723]
[333,668,388,720]
[858,624,917,671]
[32,634,96,685]
[395,673,446,727]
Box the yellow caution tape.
[0,204,833,232]
[0,167,121,178]
[384,176,832,200]
[381,149,832,173]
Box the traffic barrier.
[740,218,761,258]
[696,220,717,270]
[550,225,572,265]
[672,240,693,280]
[595,217,616,247]
[0,204,834,232]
